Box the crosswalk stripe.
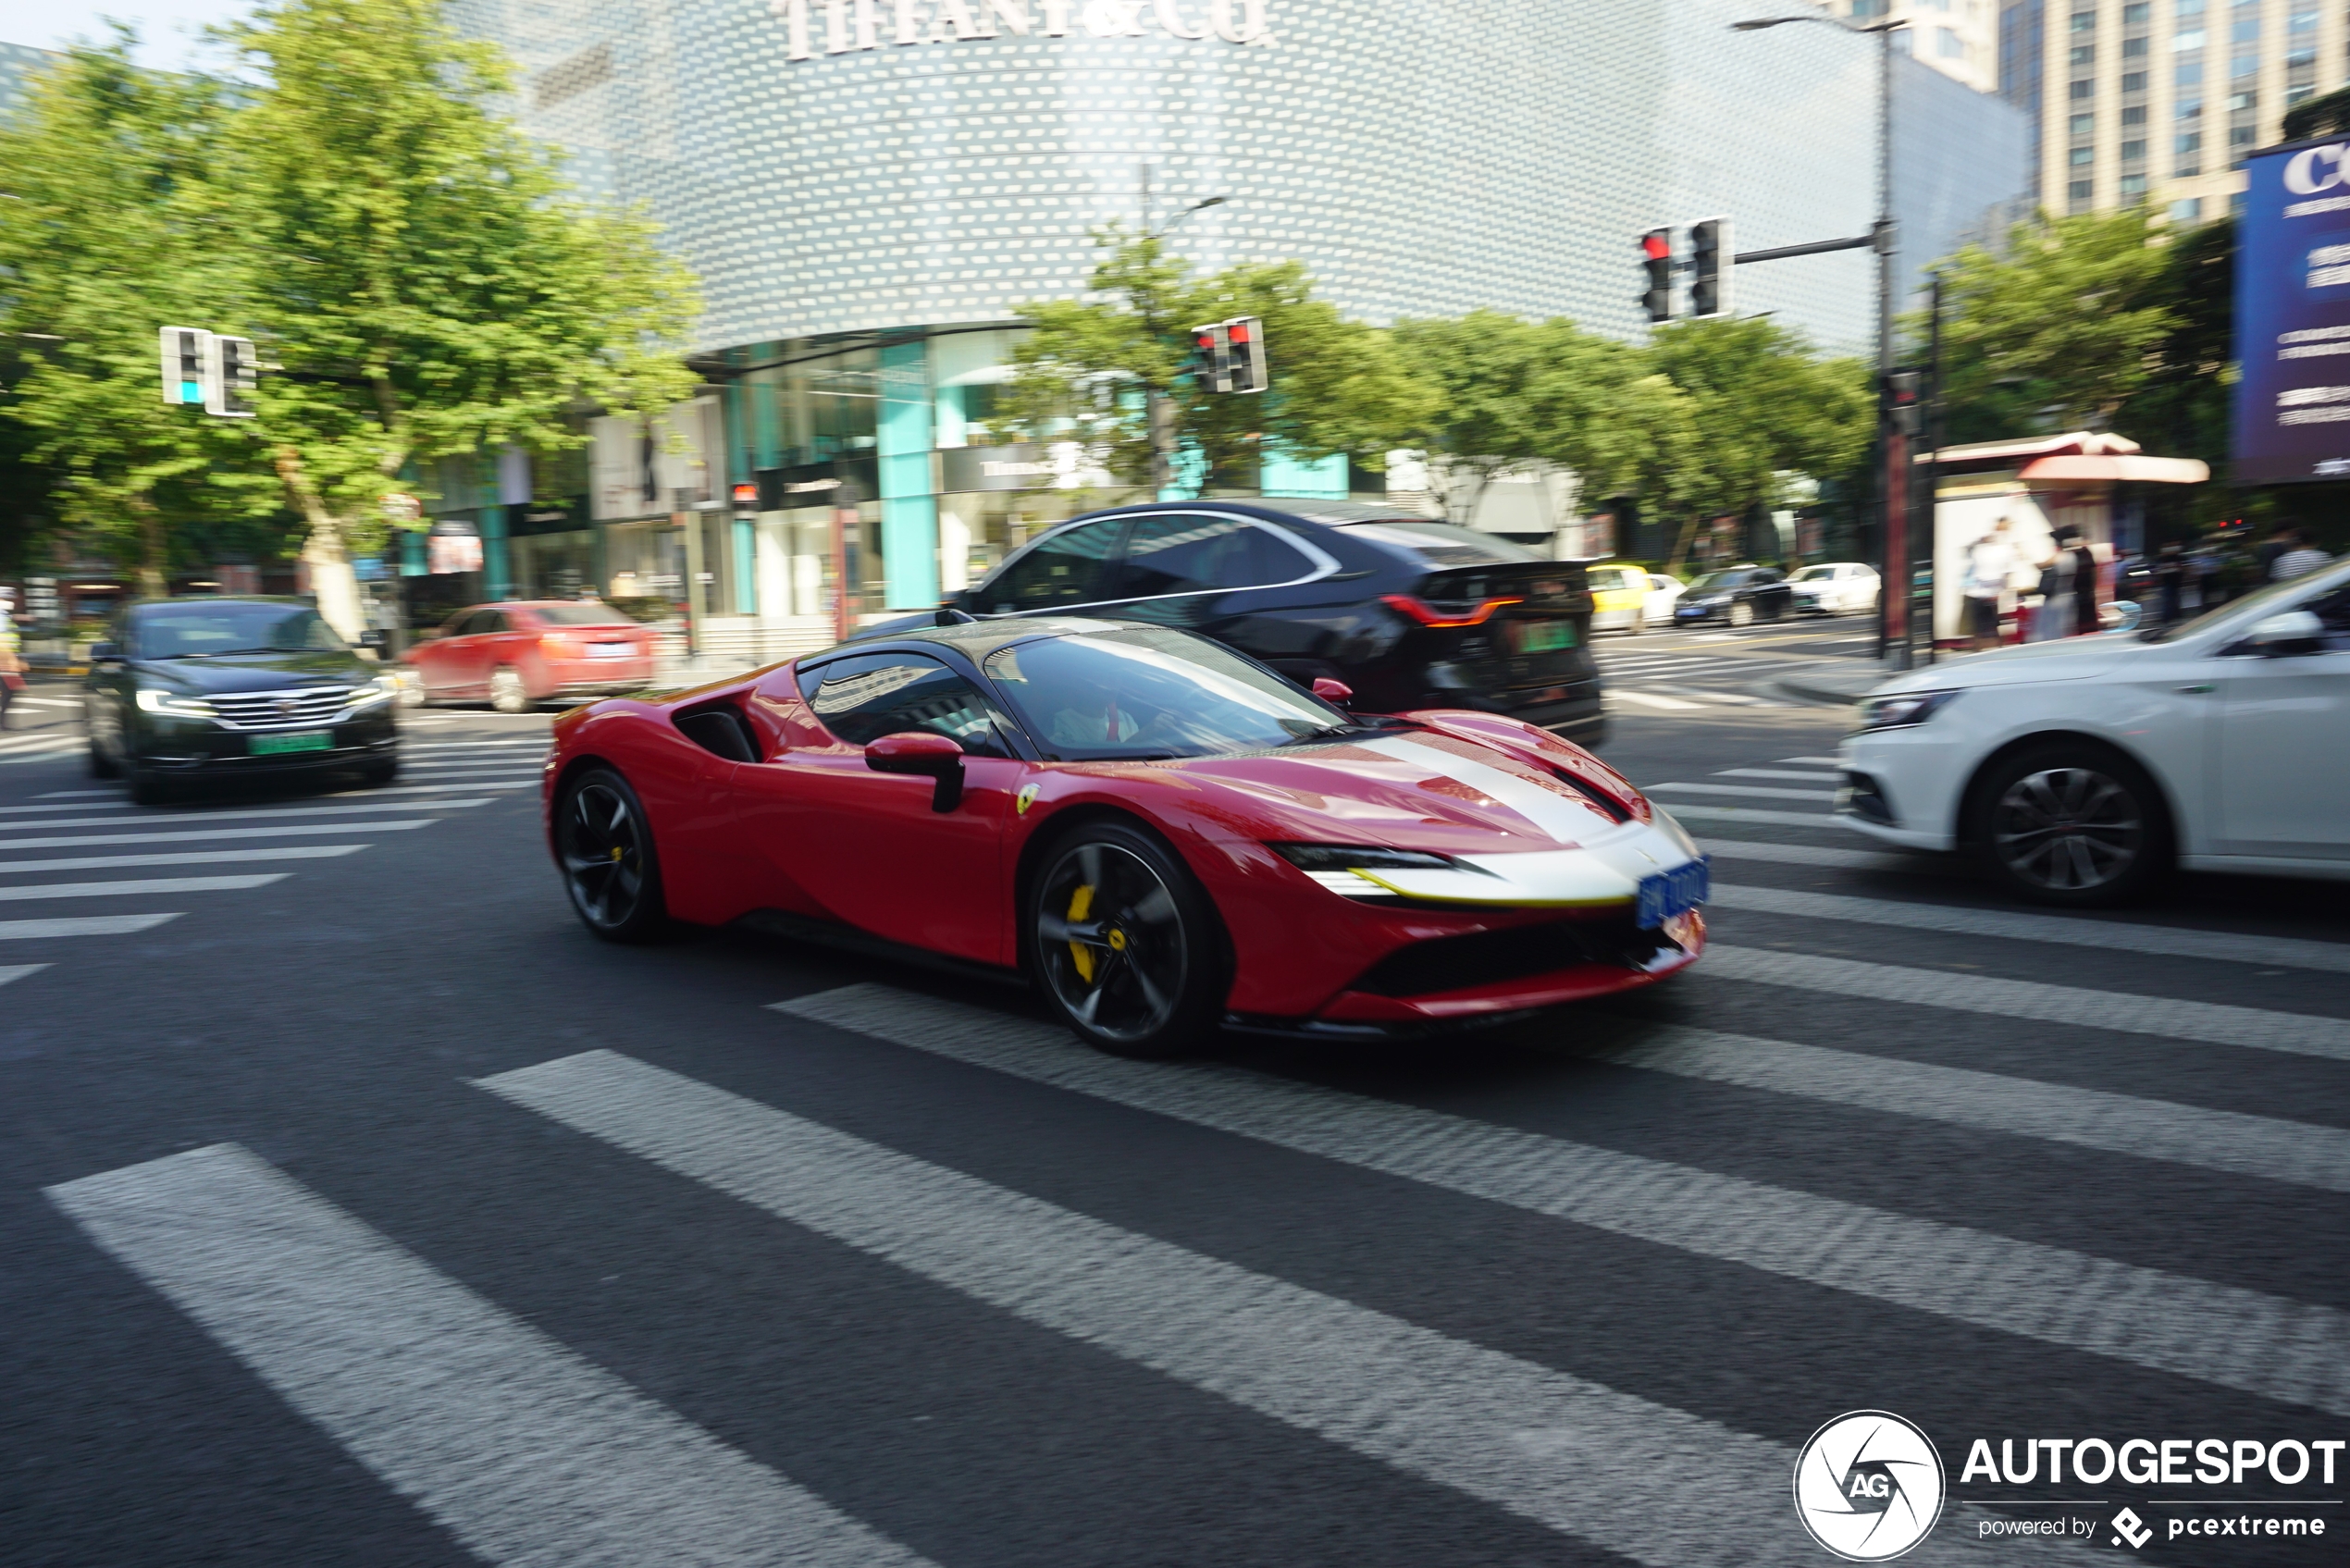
[45,1145,936,1568]
[1697,838,1934,872]
[774,984,2350,1420]
[0,799,491,833]
[1712,883,2350,975]
[32,788,118,799]
[1653,804,1839,829]
[1675,691,1782,707]
[1606,691,1705,711]
[0,846,365,874]
[0,913,179,938]
[1780,756,1843,766]
[0,800,132,816]
[1589,1021,2350,1194]
[402,739,550,754]
[332,781,533,796]
[476,1049,1836,1568]
[0,873,287,902]
[1716,769,1843,782]
[1646,783,1837,802]
[1704,945,2350,1061]
[0,963,48,983]
[0,821,433,851]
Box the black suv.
[85,598,402,803]
[910,500,1602,744]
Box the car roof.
[811,615,1123,662]
[1070,499,1444,530]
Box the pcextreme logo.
[1794,1411,1948,1562]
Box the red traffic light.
[1229,322,1249,343]
[1640,231,1672,261]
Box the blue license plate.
[1635,856,1710,928]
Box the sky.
[0,0,254,71]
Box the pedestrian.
[2272,527,2333,581]
[2066,529,2102,636]
[0,594,21,732]
[2256,528,2289,581]
[1963,517,2014,649]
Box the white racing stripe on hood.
[1357,735,1607,846]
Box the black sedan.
[85,598,402,804]
[1671,564,1795,628]
[895,500,1602,745]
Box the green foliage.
[0,33,259,591]
[2282,83,2350,143]
[1640,316,1870,525]
[1003,228,1429,490]
[1927,207,2180,441]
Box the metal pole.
[1876,24,1910,672]
[1923,269,1945,666]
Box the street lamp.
[1136,185,1231,495]
[1734,12,1913,669]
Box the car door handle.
[2176,683,2214,694]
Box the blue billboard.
[2233,139,2350,483]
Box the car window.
[1686,571,1745,594]
[1114,514,1314,598]
[130,602,346,658]
[1752,569,1783,584]
[795,652,1010,756]
[977,518,1125,613]
[479,611,512,635]
[1334,521,1543,566]
[1650,574,1674,591]
[983,627,1346,760]
[532,603,637,626]
[1788,566,1832,583]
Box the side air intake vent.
[675,705,758,763]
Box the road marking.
[327,782,533,796]
[0,800,137,815]
[477,1050,1834,1568]
[0,821,434,851]
[1675,691,1782,707]
[402,739,552,754]
[1698,838,1938,872]
[13,697,80,710]
[774,984,2350,1422]
[0,799,490,833]
[1605,690,1705,711]
[1715,769,1843,783]
[1650,804,1839,829]
[0,963,49,983]
[1589,1021,2350,1194]
[32,788,118,799]
[0,913,180,938]
[45,1145,936,1568]
[1704,945,2350,1061]
[0,846,365,874]
[1780,756,1843,766]
[1712,883,2350,975]
[0,873,288,902]
[1646,783,1838,802]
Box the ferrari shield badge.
[1016,784,1040,816]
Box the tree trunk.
[128,495,169,599]
[273,448,368,642]
[1665,513,1704,576]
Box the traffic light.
[1689,217,1731,318]
[205,335,257,418]
[1639,228,1674,323]
[1191,317,1268,394]
[160,326,209,406]
[1224,315,1268,394]
[1885,370,1923,437]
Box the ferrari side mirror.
[1311,677,1354,706]
[865,730,966,812]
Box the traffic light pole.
[1874,21,1910,673]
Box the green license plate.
[1512,621,1577,654]
[249,731,333,756]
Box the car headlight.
[345,676,398,708]
[1855,689,1960,732]
[1270,844,1466,873]
[135,687,216,718]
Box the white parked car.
[1643,572,1686,626]
[1787,562,1879,616]
[1837,557,2350,905]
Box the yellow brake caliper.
[1068,883,1096,982]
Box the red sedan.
[406,601,658,712]
[541,617,1708,1057]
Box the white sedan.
[1837,557,2350,905]
[1787,562,1879,615]
[1643,573,1686,626]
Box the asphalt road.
[4,653,2346,1568]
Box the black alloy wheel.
[557,767,670,942]
[1030,821,1225,1058]
[1976,746,2169,907]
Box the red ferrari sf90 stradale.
[542,617,1708,1057]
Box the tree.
[0,33,259,596]
[1928,207,2179,443]
[1002,228,1429,494]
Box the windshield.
[1337,521,1542,566]
[131,602,346,658]
[2137,561,2349,643]
[1787,566,1835,582]
[1686,571,1748,594]
[532,603,637,627]
[983,627,1348,760]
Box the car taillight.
[540,635,578,659]
[1381,593,1525,629]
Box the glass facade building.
[439,0,2028,621]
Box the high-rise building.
[2000,0,2345,222]
[1820,1,2003,93]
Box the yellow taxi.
[1584,562,1652,636]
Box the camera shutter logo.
[1793,1410,1946,1561]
